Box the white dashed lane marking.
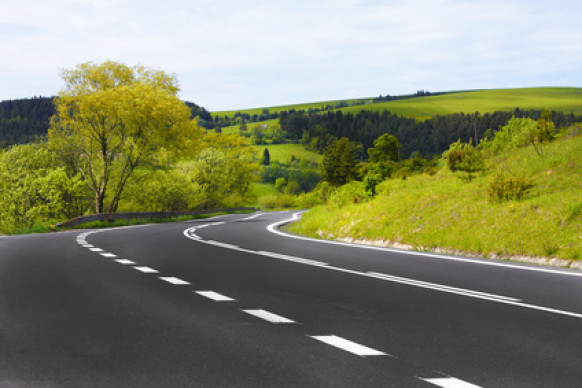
[133,266,159,274]
[115,259,136,265]
[309,335,387,357]
[89,247,103,252]
[100,253,117,258]
[421,377,482,388]
[243,309,297,324]
[159,276,191,285]
[195,291,236,302]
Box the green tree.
[48,61,201,214]
[261,148,271,166]
[0,143,89,232]
[367,133,400,162]
[321,137,359,186]
[445,139,484,181]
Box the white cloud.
[0,0,581,109]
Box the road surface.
[1,211,581,387]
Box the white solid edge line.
[267,212,582,278]
[421,377,482,388]
[243,309,296,324]
[310,335,387,357]
[195,291,236,302]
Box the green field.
[212,88,582,121]
[251,143,322,164]
[213,99,369,119]
[337,88,582,119]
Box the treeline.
[279,108,582,158]
[0,97,55,147]
[0,97,211,147]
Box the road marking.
[89,247,103,252]
[243,309,296,324]
[133,266,159,274]
[204,240,241,250]
[421,377,481,388]
[159,276,191,285]
[367,272,520,303]
[100,253,117,258]
[196,291,236,302]
[256,251,328,267]
[309,335,387,357]
[82,244,94,248]
[115,259,136,265]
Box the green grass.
[245,182,280,207]
[251,143,322,164]
[213,99,369,119]
[289,131,582,262]
[337,88,582,119]
[213,88,582,121]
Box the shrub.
[328,181,370,207]
[259,194,280,209]
[487,171,535,202]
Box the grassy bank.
[289,132,582,264]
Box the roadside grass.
[289,133,582,262]
[251,143,322,164]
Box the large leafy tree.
[48,61,201,214]
[321,137,359,186]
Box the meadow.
[212,88,582,122]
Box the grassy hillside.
[213,88,582,121]
[251,143,322,164]
[337,88,582,119]
[289,129,582,264]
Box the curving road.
[1,211,581,387]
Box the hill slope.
[289,129,582,265]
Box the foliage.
[367,133,400,162]
[487,171,535,202]
[261,148,270,165]
[48,61,202,214]
[258,193,296,210]
[0,143,89,233]
[321,137,360,186]
[445,140,484,181]
[289,131,582,262]
[261,161,321,193]
[328,181,370,208]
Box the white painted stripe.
[266,212,582,278]
[204,240,240,250]
[421,377,481,388]
[196,291,236,302]
[114,259,136,265]
[367,272,520,302]
[89,247,103,252]
[133,266,159,274]
[256,251,328,267]
[82,244,94,248]
[100,253,117,258]
[310,335,387,356]
[159,276,191,285]
[243,309,296,324]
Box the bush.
[487,171,535,202]
[259,194,280,209]
[295,192,323,208]
[328,181,370,207]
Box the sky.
[1,0,581,111]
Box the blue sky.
[1,0,581,111]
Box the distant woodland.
[0,97,211,147]
[1,97,581,159]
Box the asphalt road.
[1,211,581,387]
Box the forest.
[0,97,212,147]
[279,108,582,158]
